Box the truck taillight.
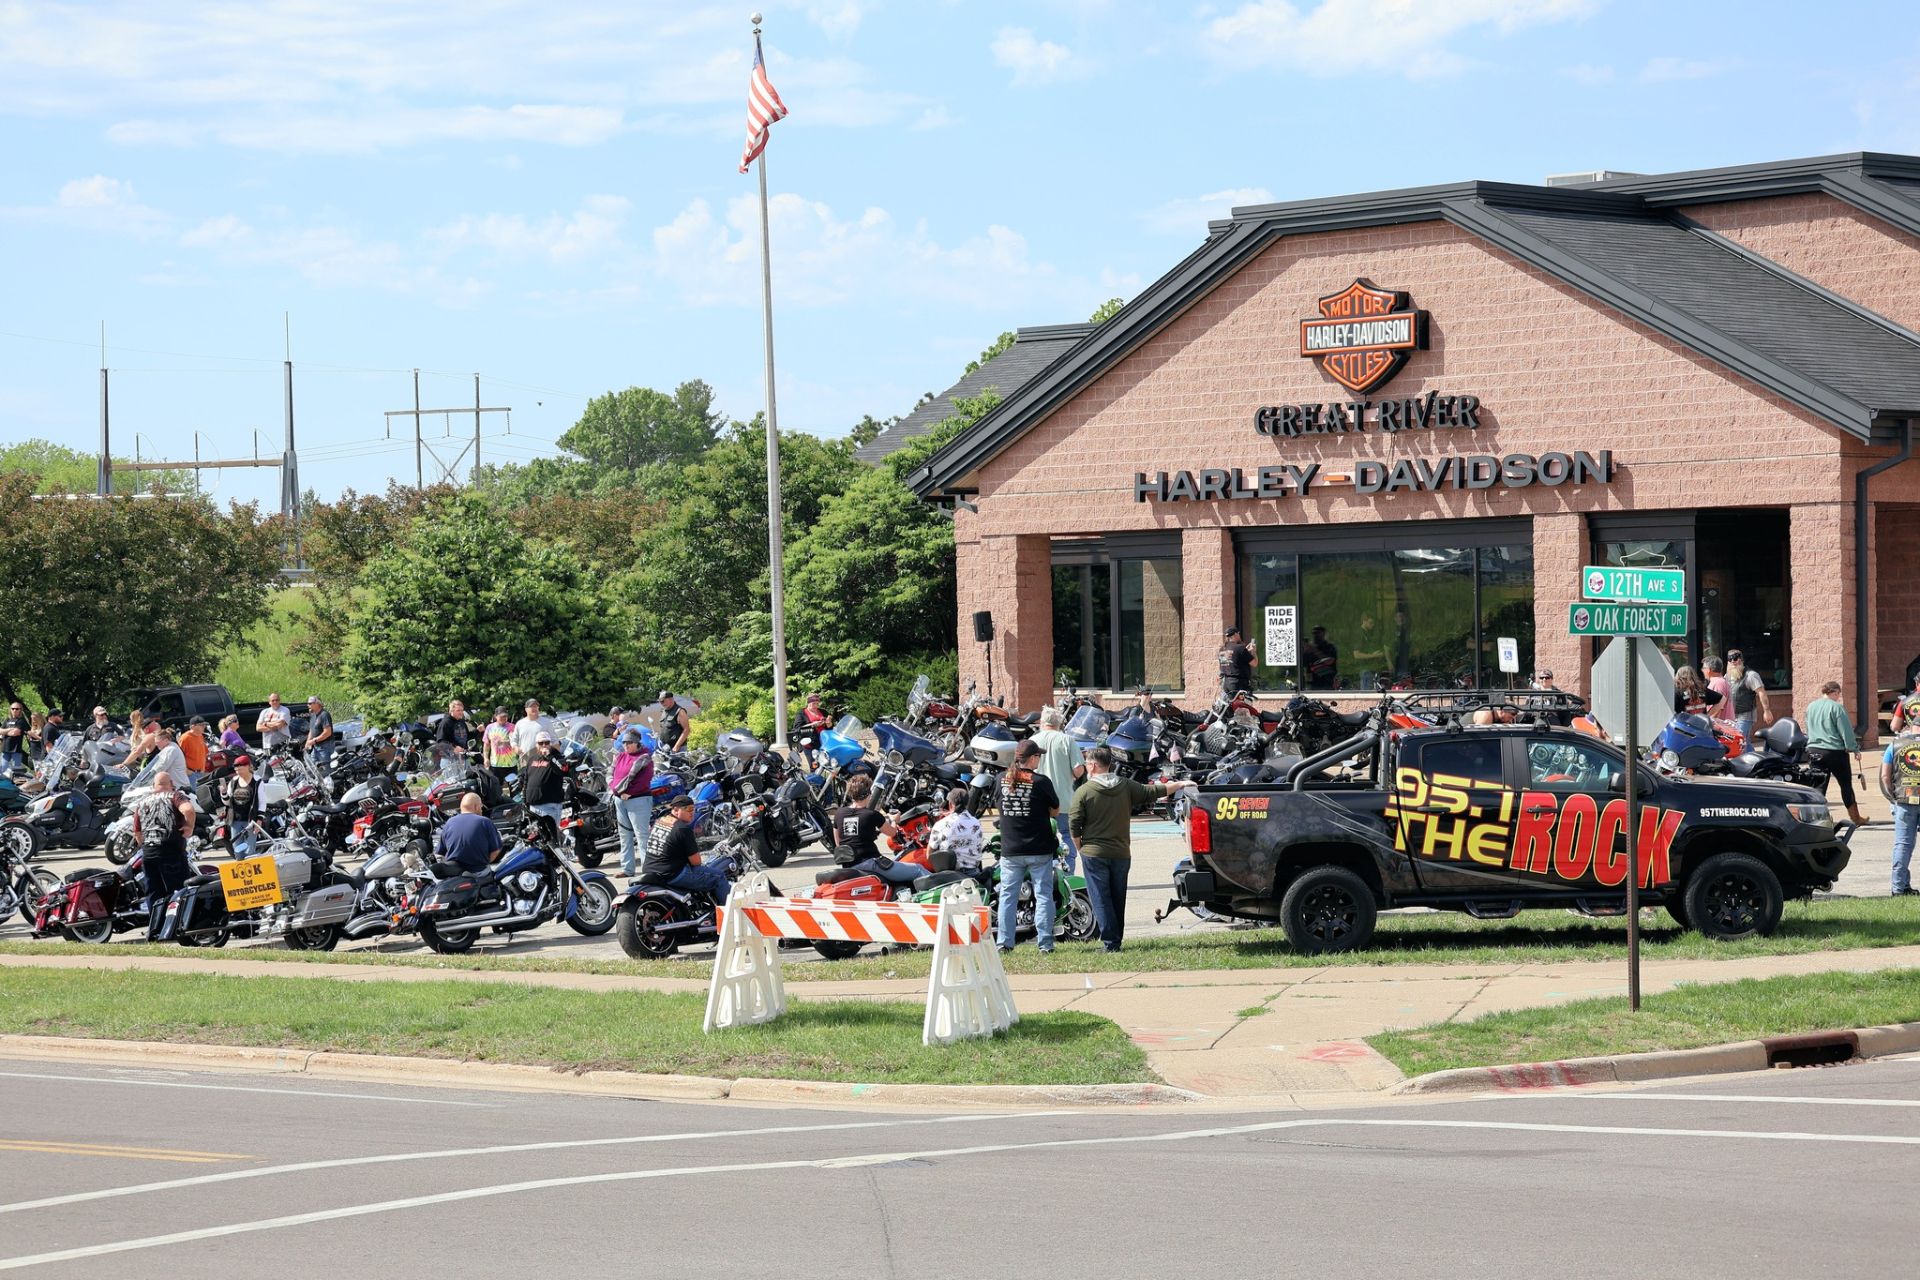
[1189,804,1211,856]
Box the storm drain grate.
[1761,1031,1860,1069]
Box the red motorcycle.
[799,805,939,960]
[32,850,218,944]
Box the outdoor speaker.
[973,611,994,643]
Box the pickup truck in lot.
[1171,718,1853,953]
[116,684,309,746]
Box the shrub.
[840,650,959,724]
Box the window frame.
[1050,535,1184,693]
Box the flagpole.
[752,13,792,750]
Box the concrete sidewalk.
[9,943,1920,1104]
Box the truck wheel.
[1683,852,1783,941]
[1278,866,1377,955]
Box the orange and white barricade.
[703,879,1017,1046]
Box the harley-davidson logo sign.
[1299,279,1428,394]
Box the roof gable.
[854,324,1094,464]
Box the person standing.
[179,718,210,786]
[303,696,336,772]
[1806,681,1867,827]
[640,793,730,904]
[607,728,655,881]
[218,714,247,755]
[438,792,505,874]
[1673,666,1720,718]
[1028,706,1086,873]
[994,739,1061,953]
[435,699,473,768]
[1,701,28,771]
[513,699,554,762]
[1070,746,1195,953]
[1702,658,1737,728]
[1882,734,1920,896]
[222,754,260,858]
[25,711,45,762]
[521,732,566,833]
[483,706,518,784]
[1304,627,1338,690]
[658,692,691,753]
[256,693,291,758]
[1725,649,1774,744]
[142,725,190,789]
[1217,626,1257,697]
[132,772,195,940]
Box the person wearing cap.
[83,705,115,743]
[521,731,567,832]
[180,717,210,786]
[640,793,728,903]
[222,754,260,858]
[608,728,656,879]
[795,692,831,766]
[658,692,690,753]
[1217,625,1257,697]
[303,696,336,772]
[42,708,67,750]
[1724,649,1774,745]
[513,698,555,761]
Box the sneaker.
[998,946,1014,954]
[1038,947,1054,954]
[1895,888,1920,897]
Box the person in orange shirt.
[179,718,210,785]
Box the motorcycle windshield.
[907,674,930,719]
[873,719,940,763]
[1066,706,1110,740]
[833,714,865,738]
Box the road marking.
[0,1140,246,1164]
[0,1069,496,1108]
[0,1111,1062,1217]
[7,1116,1920,1270]
[1560,1092,1920,1109]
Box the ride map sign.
[1582,565,1685,603]
[218,855,282,911]
[1264,604,1298,665]
[1568,602,1689,637]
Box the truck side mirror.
[1607,770,1625,794]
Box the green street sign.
[1568,602,1688,636]
[1582,564,1685,603]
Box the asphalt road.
[1,1053,1916,1277]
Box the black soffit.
[909,153,1920,499]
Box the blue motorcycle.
[412,818,618,954]
[802,715,875,811]
[871,718,966,810]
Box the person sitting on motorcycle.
[830,775,922,885]
[439,792,504,876]
[640,793,729,904]
[1674,665,1721,720]
[927,786,984,874]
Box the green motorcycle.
[912,836,1096,943]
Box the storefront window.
[1237,521,1531,693]
[1050,542,1177,691]
[1594,535,1688,671]
[1697,510,1790,688]
[1118,558,1183,691]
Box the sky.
[2,0,1918,508]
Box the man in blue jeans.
[641,793,729,904]
[1882,736,1920,896]
[1070,746,1196,951]
[994,739,1061,952]
[607,729,655,880]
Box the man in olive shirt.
[1069,746,1195,952]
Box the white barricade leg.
[923,881,1020,1046]
[703,874,786,1033]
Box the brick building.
[905,153,1920,740]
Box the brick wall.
[1790,503,1856,728]
[1685,193,1920,332]
[1533,512,1587,697]
[960,217,1856,711]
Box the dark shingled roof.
[854,324,1094,464]
[909,153,1920,498]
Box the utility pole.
[474,373,482,476]
[284,313,301,563]
[413,369,423,489]
[97,322,110,497]
[383,375,509,487]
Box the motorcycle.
[902,674,964,755]
[1,840,61,925]
[336,833,438,944]
[153,835,359,950]
[800,714,874,813]
[1728,717,1827,787]
[614,843,774,959]
[32,850,219,944]
[965,723,1018,814]
[1652,713,1747,774]
[871,719,966,813]
[1,735,128,860]
[411,816,618,954]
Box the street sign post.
[1583,565,1684,603]
[1568,602,1687,636]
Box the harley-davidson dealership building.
[903,153,1920,739]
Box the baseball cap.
[535,731,554,744]
[232,754,253,767]
[1536,669,1554,680]
[668,793,694,811]
[306,695,322,704]
[92,706,107,717]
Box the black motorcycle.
[411,818,618,954]
[0,840,61,925]
[614,841,775,958]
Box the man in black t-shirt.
[1217,626,1256,696]
[640,794,728,902]
[435,699,472,767]
[995,739,1062,952]
[830,775,921,884]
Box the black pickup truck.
[116,684,310,745]
[1171,719,1852,952]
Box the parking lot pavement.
[1,1052,1915,1277]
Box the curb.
[0,1034,1197,1109]
[1391,1020,1920,1095]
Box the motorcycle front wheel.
[419,919,478,954]
[284,923,342,951]
[568,880,617,936]
[616,898,680,957]
[104,830,136,865]
[14,868,60,924]
[1,822,42,863]
[1060,888,1098,942]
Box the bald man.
[438,790,503,875]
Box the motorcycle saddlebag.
[154,881,228,941]
[287,882,356,929]
[416,874,496,915]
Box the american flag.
[738,42,789,174]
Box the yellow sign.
[218,855,283,911]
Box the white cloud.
[651,191,1100,313]
[0,1,927,152]
[910,106,957,131]
[426,196,632,264]
[1201,0,1596,79]
[1640,56,1728,82]
[991,27,1077,85]
[1142,187,1276,234]
[1561,63,1615,85]
[0,174,169,237]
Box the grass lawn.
[1370,967,1920,1079]
[213,586,354,710]
[3,896,1915,981]
[0,967,1151,1086]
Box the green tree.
[339,492,633,722]
[964,330,1016,376]
[0,438,196,496]
[557,380,723,474]
[292,482,454,678]
[1088,296,1125,324]
[0,475,280,712]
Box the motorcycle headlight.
[1788,803,1833,827]
[27,795,54,815]
[515,870,542,893]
